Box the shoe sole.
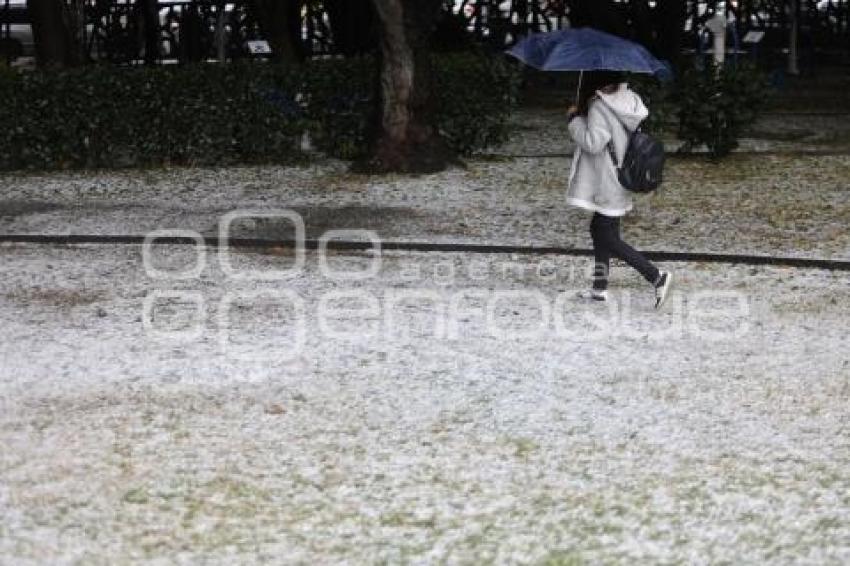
[655,273,672,310]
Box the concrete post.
[706,10,727,66]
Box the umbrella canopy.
[506,27,672,80]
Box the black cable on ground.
[1,234,848,272]
[475,149,850,160]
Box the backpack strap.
[605,110,633,169]
[607,140,619,168]
[608,123,640,170]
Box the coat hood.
[596,84,648,131]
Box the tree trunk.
[248,0,301,64]
[28,0,79,67]
[787,0,800,75]
[567,0,628,38]
[359,0,455,174]
[178,4,204,63]
[655,0,686,74]
[326,0,377,57]
[141,0,160,65]
[631,0,655,52]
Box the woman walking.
[566,71,672,309]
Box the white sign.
[742,31,765,44]
[246,40,272,55]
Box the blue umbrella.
[506,27,672,101]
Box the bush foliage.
[301,57,376,160]
[629,74,676,136]
[302,53,521,159]
[0,53,520,171]
[674,61,767,158]
[432,53,522,154]
[0,64,305,170]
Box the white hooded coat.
[566,83,649,217]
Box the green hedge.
[0,54,520,171]
[0,64,305,170]
[302,53,521,160]
[628,62,769,159]
[301,57,376,161]
[433,53,522,155]
[674,61,767,158]
[629,74,676,136]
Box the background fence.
[1,0,848,65]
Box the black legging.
[590,212,660,291]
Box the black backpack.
[607,128,665,193]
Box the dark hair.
[577,70,625,114]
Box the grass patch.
[507,436,540,459]
[540,550,585,566]
[2,287,106,308]
[122,488,149,505]
[379,512,437,529]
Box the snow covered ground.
[1,107,849,562]
[0,241,848,563]
[1,152,849,261]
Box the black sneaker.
[577,289,608,302]
[654,271,672,310]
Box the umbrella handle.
[575,70,583,106]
